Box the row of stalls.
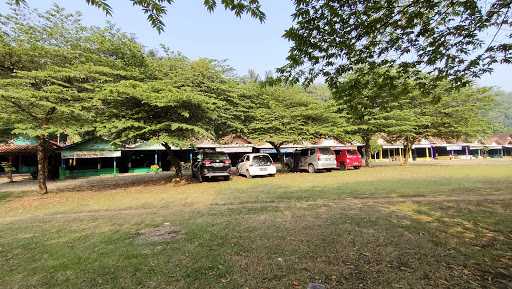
[1,135,512,180]
[375,137,512,162]
[56,136,309,179]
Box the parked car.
[191,150,231,182]
[237,153,276,178]
[334,148,363,169]
[284,147,337,173]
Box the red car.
[334,148,363,169]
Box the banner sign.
[216,147,253,153]
[61,151,121,159]
[446,145,462,151]
[259,148,298,154]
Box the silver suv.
[285,147,337,173]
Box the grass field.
[1,163,512,288]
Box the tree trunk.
[5,156,13,183]
[363,137,372,167]
[37,137,48,194]
[403,143,412,165]
[163,143,182,179]
[269,142,283,164]
[6,169,13,182]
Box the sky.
[0,0,510,92]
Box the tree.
[245,85,345,163]
[95,57,237,178]
[13,0,266,32]
[279,0,512,86]
[377,79,496,164]
[0,3,146,193]
[0,65,128,193]
[487,90,512,132]
[331,66,407,167]
[430,86,496,142]
[1,162,15,182]
[374,74,437,164]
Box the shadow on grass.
[0,191,27,204]
[214,175,512,205]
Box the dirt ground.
[0,171,174,193]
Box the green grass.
[1,164,512,288]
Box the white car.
[237,153,277,178]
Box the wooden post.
[425,147,429,159]
[59,158,65,180]
[409,148,413,161]
[154,151,158,164]
[379,148,383,160]
[113,158,117,175]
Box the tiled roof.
[0,141,61,155]
[0,144,36,154]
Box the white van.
[237,153,277,178]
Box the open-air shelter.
[59,138,121,179]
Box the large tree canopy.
[13,0,266,32]
[279,0,512,86]
[331,66,409,166]
[332,66,497,165]
[244,85,345,162]
[0,3,145,193]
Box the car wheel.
[224,175,231,181]
[308,164,316,173]
[340,164,347,171]
[245,169,252,178]
[354,166,360,170]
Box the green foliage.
[487,90,512,133]
[331,66,408,142]
[95,56,239,147]
[0,64,134,139]
[0,162,15,173]
[369,139,381,155]
[13,0,266,33]
[243,85,345,148]
[430,86,496,142]
[279,0,512,86]
[332,66,497,164]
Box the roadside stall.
[123,142,166,173]
[0,137,61,179]
[433,144,471,160]
[59,138,121,179]
[485,144,504,158]
[412,139,434,160]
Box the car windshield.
[318,147,334,155]
[252,155,272,166]
[347,150,359,156]
[203,153,229,160]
